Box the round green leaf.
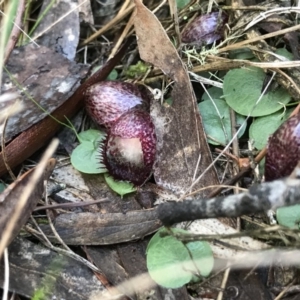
[229,48,255,60]
[186,239,214,277]
[198,99,246,145]
[71,129,106,174]
[249,109,291,150]
[0,183,6,193]
[92,66,118,80]
[78,129,105,145]
[223,67,291,116]
[275,48,293,61]
[146,228,214,289]
[276,205,300,229]
[104,174,136,198]
[70,141,106,174]
[107,69,118,80]
[176,0,191,9]
[201,86,224,102]
[147,229,193,288]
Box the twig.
[1,101,21,181]
[33,198,109,212]
[2,248,9,300]
[28,218,102,274]
[108,10,135,60]
[217,267,230,300]
[31,0,90,42]
[274,279,296,300]
[0,139,58,258]
[80,3,135,46]
[158,162,300,226]
[222,5,269,10]
[3,0,25,64]
[44,181,71,252]
[218,23,300,53]
[180,72,276,199]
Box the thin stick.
[80,4,135,46]
[3,0,25,63]
[1,102,21,181]
[28,218,103,274]
[44,182,71,252]
[0,139,58,258]
[180,72,276,199]
[218,23,300,53]
[2,248,9,300]
[116,0,131,17]
[108,11,135,60]
[217,267,230,300]
[31,0,90,42]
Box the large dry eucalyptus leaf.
[40,209,160,245]
[34,0,80,61]
[133,1,218,195]
[0,158,56,246]
[1,43,89,143]
[0,237,104,300]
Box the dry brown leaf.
[34,0,80,60]
[133,1,219,195]
[0,158,56,246]
[0,237,104,299]
[40,209,160,245]
[1,44,89,144]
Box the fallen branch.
[158,165,300,226]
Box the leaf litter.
[2,0,300,299]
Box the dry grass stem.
[31,0,90,43]
[245,7,300,30]
[80,3,135,46]
[91,248,300,300]
[0,139,59,258]
[219,23,300,53]
[180,72,276,198]
[2,248,9,300]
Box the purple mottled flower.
[182,12,227,46]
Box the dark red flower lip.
[265,114,300,181]
[85,81,157,186]
[102,109,156,186]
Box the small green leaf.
[0,183,6,193]
[186,239,214,277]
[71,142,106,174]
[201,86,224,101]
[2,0,19,47]
[275,48,293,61]
[71,129,106,174]
[276,205,300,229]
[259,157,265,176]
[124,61,149,78]
[164,97,173,106]
[104,174,136,198]
[228,48,255,60]
[107,69,118,80]
[78,129,105,145]
[249,109,291,150]
[198,99,246,145]
[176,0,192,9]
[91,66,118,80]
[223,67,291,116]
[146,228,214,289]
